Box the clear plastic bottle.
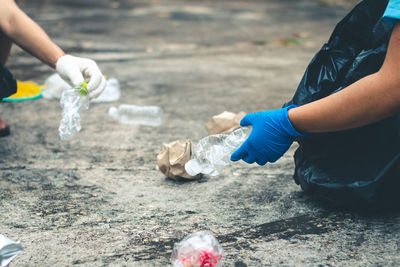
[108,104,162,126]
[185,127,251,176]
[90,78,120,103]
[58,83,90,140]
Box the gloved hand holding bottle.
[56,54,106,99]
[0,0,107,138]
[230,105,306,165]
[0,0,106,100]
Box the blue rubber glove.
[231,105,306,165]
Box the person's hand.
[55,54,106,99]
[231,105,306,165]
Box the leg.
[0,30,12,65]
[0,30,13,137]
[367,158,400,212]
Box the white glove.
[55,54,106,99]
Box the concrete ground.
[1,0,400,266]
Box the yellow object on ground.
[2,80,44,102]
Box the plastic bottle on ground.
[108,104,162,126]
[90,77,121,103]
[185,127,251,176]
[42,73,71,100]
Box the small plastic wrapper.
[171,231,223,267]
[205,111,246,135]
[58,86,89,140]
[157,140,202,180]
[0,235,23,267]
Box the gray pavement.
[1,0,400,266]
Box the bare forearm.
[288,72,400,133]
[288,22,400,133]
[0,0,64,68]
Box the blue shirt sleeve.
[383,0,400,24]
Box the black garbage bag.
[284,0,400,208]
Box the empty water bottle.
[90,78,120,103]
[108,104,162,126]
[185,127,251,176]
[58,83,89,140]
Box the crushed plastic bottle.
[0,234,23,267]
[185,127,251,176]
[108,104,162,126]
[171,231,223,267]
[58,83,89,140]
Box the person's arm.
[288,22,400,133]
[0,0,106,98]
[0,0,64,68]
[231,22,400,165]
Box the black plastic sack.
[284,0,400,207]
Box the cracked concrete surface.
[1,0,400,266]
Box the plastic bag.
[58,87,89,140]
[0,234,23,267]
[171,231,223,267]
[284,0,400,206]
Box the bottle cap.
[184,159,201,176]
[75,82,88,96]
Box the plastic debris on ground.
[185,127,251,176]
[171,231,223,267]
[58,83,89,140]
[157,139,202,180]
[42,73,120,103]
[109,104,162,126]
[42,73,70,100]
[2,80,44,102]
[90,78,120,103]
[0,235,23,267]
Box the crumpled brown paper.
[157,140,202,180]
[205,111,246,135]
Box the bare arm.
[288,22,400,133]
[0,0,64,68]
